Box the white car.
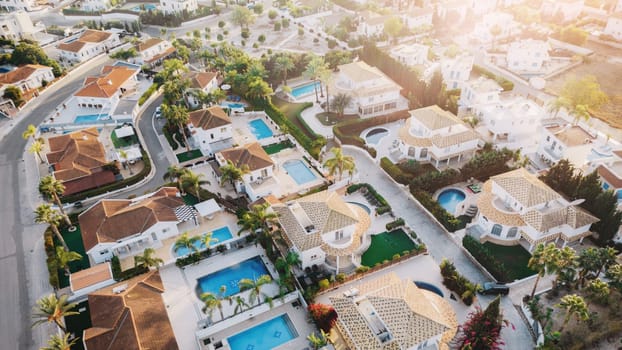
[155,106,162,118]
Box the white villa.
[0,11,45,41]
[271,190,371,272]
[73,64,138,115]
[78,187,197,264]
[459,77,503,109]
[214,142,275,201]
[473,96,544,142]
[58,29,121,63]
[0,64,54,96]
[160,0,197,14]
[357,11,390,37]
[401,7,434,30]
[329,273,457,350]
[541,0,584,23]
[389,44,429,67]
[471,12,518,44]
[604,13,622,41]
[80,0,111,12]
[331,61,404,118]
[506,39,550,74]
[536,122,597,168]
[0,0,35,11]
[397,105,481,168]
[471,168,598,250]
[589,149,622,203]
[188,106,233,157]
[184,71,219,109]
[440,53,474,90]
[133,38,176,67]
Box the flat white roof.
[194,199,221,217]
[114,125,135,138]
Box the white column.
[336,256,340,275]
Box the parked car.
[480,282,509,295]
[73,201,83,208]
[155,106,162,118]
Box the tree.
[575,171,603,209]
[180,170,209,201]
[559,26,589,46]
[268,9,278,21]
[258,34,266,43]
[330,93,352,117]
[556,294,589,333]
[324,50,352,71]
[219,160,249,189]
[237,203,279,253]
[383,17,403,43]
[554,246,577,289]
[199,231,218,249]
[275,251,301,281]
[41,333,78,350]
[303,55,329,103]
[231,295,249,314]
[56,247,81,276]
[4,85,24,107]
[163,165,190,193]
[134,247,164,269]
[540,159,579,197]
[156,58,188,82]
[173,232,200,254]
[246,78,273,100]
[253,3,263,14]
[606,264,622,293]
[318,67,333,113]
[308,303,337,332]
[35,204,69,251]
[22,124,37,141]
[28,138,44,164]
[323,147,356,181]
[527,243,561,299]
[307,330,329,349]
[162,104,191,152]
[119,149,133,175]
[274,54,295,86]
[586,279,610,304]
[456,296,507,350]
[10,42,63,76]
[239,274,272,305]
[201,288,226,320]
[32,294,78,334]
[39,175,71,226]
[555,75,608,124]
[230,5,255,30]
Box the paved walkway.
[299,102,334,138]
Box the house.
[473,96,544,142]
[331,61,404,118]
[472,0,498,15]
[356,11,390,37]
[0,64,54,96]
[329,273,457,350]
[459,77,503,109]
[159,0,198,14]
[133,38,176,67]
[541,0,584,23]
[188,106,233,157]
[604,13,622,41]
[82,271,180,350]
[536,121,597,168]
[506,39,550,73]
[183,71,219,108]
[471,168,598,250]
[401,7,433,30]
[389,43,429,67]
[45,127,117,196]
[68,262,115,302]
[0,11,45,41]
[80,0,111,12]
[78,187,196,264]
[587,149,622,203]
[437,0,472,25]
[271,190,371,272]
[58,29,121,63]
[0,0,35,11]
[440,53,474,90]
[214,142,275,201]
[397,105,481,168]
[471,12,518,44]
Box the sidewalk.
[299,102,333,138]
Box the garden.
[463,235,535,282]
[176,149,203,163]
[361,229,416,267]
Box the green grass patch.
[55,223,91,288]
[162,127,179,151]
[482,242,537,280]
[64,300,91,350]
[361,229,416,267]
[176,149,203,163]
[110,127,138,148]
[272,97,315,138]
[316,112,359,126]
[263,139,294,154]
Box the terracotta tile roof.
[522,205,598,232]
[57,40,87,53]
[78,187,185,251]
[597,164,622,188]
[136,38,164,51]
[144,46,176,64]
[70,262,113,292]
[74,66,138,98]
[491,168,560,208]
[0,64,51,85]
[62,171,117,196]
[399,110,480,149]
[339,61,386,83]
[58,29,112,53]
[184,71,218,89]
[84,271,179,350]
[218,142,273,171]
[188,106,231,130]
[46,127,108,182]
[477,181,526,227]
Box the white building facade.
[506,39,550,73]
[188,106,233,157]
[160,0,198,14]
[604,13,622,41]
[0,11,45,41]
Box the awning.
[194,199,221,217]
[114,125,135,138]
[116,146,141,161]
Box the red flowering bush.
[308,303,338,332]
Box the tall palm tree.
[239,274,272,305]
[323,147,356,181]
[119,149,133,175]
[28,139,45,164]
[201,292,226,320]
[56,247,82,276]
[32,294,78,334]
[231,295,249,315]
[330,93,353,118]
[173,232,200,254]
[39,175,71,227]
[276,251,301,280]
[163,165,190,193]
[246,78,273,101]
[199,231,218,249]
[319,68,333,113]
[556,294,589,333]
[237,204,279,253]
[162,104,191,152]
[275,54,295,86]
[219,160,249,189]
[134,247,164,269]
[180,170,209,201]
[22,124,37,141]
[527,243,561,299]
[41,333,78,350]
[303,55,329,103]
[35,204,69,251]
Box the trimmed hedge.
[440,259,478,305]
[111,255,148,281]
[386,218,405,231]
[462,235,511,282]
[138,83,158,106]
[44,229,60,289]
[347,183,390,208]
[380,157,412,184]
[472,65,514,92]
[411,189,462,232]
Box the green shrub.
[402,250,410,256]
[318,278,330,289]
[383,259,390,264]
[274,22,281,31]
[138,83,158,106]
[392,253,400,260]
[472,65,514,91]
[366,146,376,158]
[410,189,461,232]
[111,255,122,280]
[335,273,346,282]
[439,259,478,305]
[376,206,391,215]
[356,266,370,273]
[462,235,511,282]
[380,157,412,184]
[386,218,405,231]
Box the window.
[335,231,344,240]
[507,227,518,238]
[261,168,268,177]
[152,232,158,241]
[546,135,550,141]
[491,224,502,236]
[100,250,109,255]
[310,254,317,259]
[420,148,428,158]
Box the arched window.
[507,227,518,238]
[491,224,502,236]
[420,148,428,158]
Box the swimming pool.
[291,81,321,98]
[222,102,245,109]
[365,128,389,145]
[174,226,233,257]
[196,256,270,298]
[414,281,444,297]
[348,201,371,214]
[227,314,297,350]
[248,119,273,139]
[283,159,316,185]
[74,114,106,124]
[437,188,466,215]
[131,3,156,11]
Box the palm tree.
[180,170,209,201]
[554,246,577,289]
[119,149,133,175]
[239,274,272,305]
[134,247,164,269]
[41,333,78,350]
[275,54,295,86]
[209,89,227,105]
[162,104,191,152]
[39,175,71,227]
[22,124,37,141]
[28,139,45,164]
[237,204,279,254]
[56,247,82,276]
[307,330,329,349]
[246,78,273,101]
[231,295,249,314]
[527,243,561,299]
[303,55,329,103]
[547,97,571,118]
[319,68,333,113]
[330,93,353,118]
[275,251,301,280]
[556,294,589,333]
[163,165,190,193]
[219,160,249,190]
[199,231,218,249]
[32,294,78,334]
[201,292,225,320]
[323,147,356,181]
[35,204,69,251]
[173,232,200,254]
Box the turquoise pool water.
[437,189,466,215]
[222,102,245,109]
[283,159,316,185]
[414,281,444,297]
[174,226,233,257]
[248,119,273,139]
[74,114,105,124]
[197,256,269,298]
[348,201,370,214]
[291,81,321,98]
[365,128,389,145]
[132,3,156,11]
[227,314,297,350]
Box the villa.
[540,0,584,23]
[329,273,457,350]
[331,61,405,118]
[271,190,371,273]
[133,38,176,67]
[588,149,622,203]
[389,44,429,67]
[471,12,518,45]
[472,96,545,143]
[58,29,121,63]
[188,106,233,157]
[356,11,390,37]
[0,11,46,42]
[0,0,35,11]
[80,0,111,12]
[459,77,503,110]
[78,187,197,264]
[506,39,551,74]
[536,121,597,168]
[604,13,622,41]
[0,64,54,96]
[440,53,474,90]
[470,168,598,250]
[160,0,198,14]
[401,7,434,30]
[214,142,275,201]
[45,127,116,196]
[183,71,219,109]
[397,105,482,168]
[83,271,179,350]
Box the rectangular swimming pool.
[291,81,321,98]
[248,119,273,139]
[283,159,316,185]
[227,314,297,350]
[197,256,269,297]
[174,226,233,257]
[74,114,105,124]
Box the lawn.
[263,140,294,154]
[176,149,203,163]
[110,128,138,148]
[65,300,91,350]
[56,222,91,288]
[361,229,416,267]
[482,242,536,280]
[316,112,359,126]
[271,97,315,139]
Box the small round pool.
[437,188,466,215]
[414,281,444,297]
[347,201,371,214]
[364,128,389,145]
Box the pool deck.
[433,183,482,217]
[230,111,282,146]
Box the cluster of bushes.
[44,229,60,289]
[472,65,514,91]
[110,255,148,281]
[380,157,412,184]
[386,218,405,231]
[440,259,479,305]
[410,168,461,193]
[346,183,391,214]
[462,235,511,282]
[62,7,103,15]
[138,83,158,106]
[139,6,216,27]
[411,189,462,232]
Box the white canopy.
[114,125,135,138]
[116,146,141,161]
[194,199,221,217]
